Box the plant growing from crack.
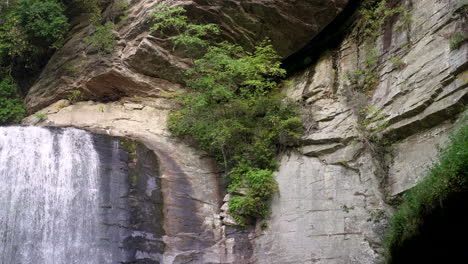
[360,0,413,39]
[344,49,381,94]
[34,112,47,124]
[449,32,467,50]
[84,22,115,54]
[66,89,82,104]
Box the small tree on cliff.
[152,6,303,226]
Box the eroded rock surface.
[24,98,253,263]
[253,0,467,263]
[25,0,348,112]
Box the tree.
[0,78,25,125]
[154,6,303,225]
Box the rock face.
[23,2,350,260]
[22,0,467,263]
[93,134,165,263]
[23,98,254,263]
[0,127,163,263]
[253,0,467,263]
[25,0,348,112]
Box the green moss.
[341,205,355,213]
[120,139,139,183]
[120,139,138,161]
[384,121,468,263]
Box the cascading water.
[0,126,163,264]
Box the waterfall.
[0,127,121,263]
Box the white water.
[0,127,112,264]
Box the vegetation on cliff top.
[0,0,111,123]
[152,6,303,226]
[384,121,468,263]
[0,0,71,124]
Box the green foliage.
[112,0,129,24]
[84,22,115,54]
[0,78,26,125]
[361,0,412,39]
[384,122,468,263]
[16,0,68,47]
[360,105,389,136]
[34,112,47,122]
[159,7,303,225]
[227,166,279,225]
[186,41,286,99]
[72,0,101,25]
[0,12,31,61]
[66,89,82,103]
[151,6,220,54]
[345,49,381,93]
[449,32,467,50]
[389,56,405,69]
[0,0,69,69]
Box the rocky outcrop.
[253,0,467,263]
[25,0,348,112]
[24,98,254,263]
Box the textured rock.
[24,98,253,263]
[254,153,386,264]
[254,0,467,263]
[22,0,467,263]
[25,0,348,112]
[93,134,165,263]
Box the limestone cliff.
[22,0,467,263]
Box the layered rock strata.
[25,0,348,112]
[253,0,467,263]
